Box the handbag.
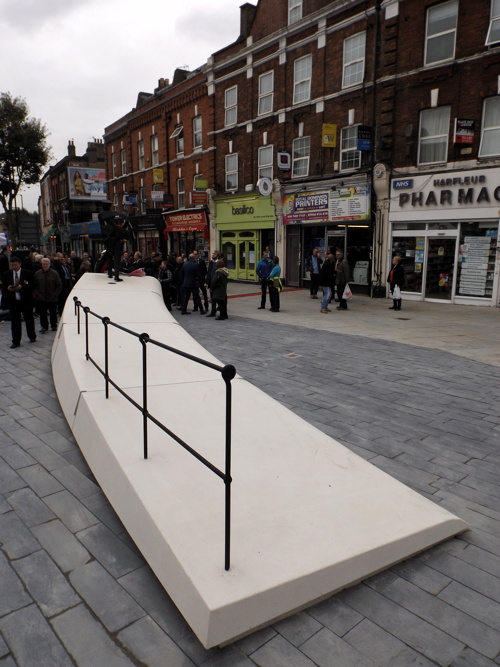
[392,285,401,299]
[342,283,352,300]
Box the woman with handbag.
[387,255,404,311]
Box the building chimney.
[239,3,256,39]
[68,140,76,157]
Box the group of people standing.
[306,248,351,313]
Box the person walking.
[2,256,36,348]
[256,250,273,309]
[306,248,323,299]
[193,250,209,312]
[34,258,62,332]
[268,255,282,313]
[335,249,350,310]
[205,250,220,317]
[387,255,405,311]
[211,259,229,320]
[318,252,336,313]
[157,260,173,311]
[180,254,205,315]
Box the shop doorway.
[286,230,301,286]
[424,237,457,300]
[221,231,259,280]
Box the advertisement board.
[283,186,370,224]
[68,167,107,200]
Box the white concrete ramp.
[52,273,467,648]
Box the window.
[293,55,312,104]
[258,146,273,180]
[225,87,237,126]
[113,193,119,209]
[139,186,146,215]
[258,72,274,116]
[479,97,500,157]
[292,137,310,177]
[177,178,185,209]
[151,134,159,166]
[138,140,145,170]
[487,0,500,45]
[111,153,117,178]
[193,116,202,149]
[418,106,451,164]
[120,149,126,175]
[288,0,302,25]
[343,32,366,88]
[340,126,361,171]
[170,125,184,155]
[425,0,458,66]
[153,183,162,209]
[225,154,238,190]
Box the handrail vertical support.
[103,317,110,399]
[140,333,149,459]
[222,364,236,571]
[84,307,90,360]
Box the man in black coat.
[98,206,132,281]
[192,250,208,311]
[180,254,205,315]
[2,256,36,348]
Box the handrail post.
[83,307,90,360]
[222,364,236,571]
[103,317,110,399]
[140,333,150,459]
[73,296,81,335]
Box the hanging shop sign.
[357,126,372,151]
[322,124,337,148]
[192,191,208,205]
[153,168,164,184]
[277,151,291,171]
[151,190,164,201]
[454,119,475,145]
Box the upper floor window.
[418,106,451,165]
[113,193,119,209]
[340,126,361,171]
[225,154,238,191]
[193,116,202,150]
[292,136,310,177]
[151,134,159,166]
[425,0,458,66]
[288,0,302,25]
[258,72,274,116]
[138,140,145,170]
[343,32,366,89]
[293,55,312,104]
[225,87,237,126]
[111,153,117,178]
[177,178,185,209]
[258,146,273,180]
[139,186,146,215]
[120,149,126,175]
[153,183,162,209]
[170,125,184,155]
[486,0,500,45]
[479,97,500,157]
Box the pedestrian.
[157,260,173,311]
[318,252,336,313]
[98,205,132,281]
[387,255,404,311]
[172,256,185,309]
[192,250,209,311]
[180,254,205,315]
[34,258,62,332]
[53,252,74,316]
[306,247,323,299]
[205,249,220,317]
[74,260,92,283]
[268,255,282,313]
[211,259,229,320]
[335,249,350,310]
[2,256,36,348]
[256,250,273,309]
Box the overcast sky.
[0,0,243,214]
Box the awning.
[40,226,58,244]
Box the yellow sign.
[322,124,337,148]
[153,168,164,184]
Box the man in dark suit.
[2,256,36,348]
[180,254,204,315]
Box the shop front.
[389,168,500,306]
[163,209,209,259]
[282,177,372,288]
[215,193,275,281]
[69,220,105,260]
[130,210,165,258]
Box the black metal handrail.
[73,296,235,570]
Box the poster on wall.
[329,185,370,220]
[282,186,370,224]
[68,167,107,200]
[282,192,330,224]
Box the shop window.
[177,178,185,209]
[258,145,273,180]
[456,223,498,298]
[340,126,361,171]
[479,97,500,157]
[424,0,458,66]
[193,116,202,150]
[138,140,145,170]
[292,136,310,177]
[342,32,366,89]
[392,237,423,293]
[258,72,274,116]
[225,154,238,191]
[293,55,312,104]
[121,149,127,175]
[418,106,450,165]
[288,0,302,25]
[487,0,500,45]
[151,134,159,166]
[111,153,117,178]
[139,186,146,215]
[225,87,237,127]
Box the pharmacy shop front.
[389,168,500,307]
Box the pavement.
[0,283,500,666]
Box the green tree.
[0,92,51,246]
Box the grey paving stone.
[272,611,322,647]
[0,551,32,615]
[31,519,91,573]
[0,430,15,447]
[6,428,45,450]
[52,464,100,498]
[69,560,145,633]
[343,618,410,665]
[12,550,80,617]
[0,415,23,431]
[0,604,72,666]
[117,616,195,666]
[438,580,500,632]
[50,604,133,666]
[0,444,36,469]
[0,633,9,658]
[39,429,78,453]
[0,494,10,514]
[77,523,144,578]
[390,560,451,596]
[0,458,26,494]
[16,415,54,435]
[202,645,257,667]
[5,487,55,527]
[60,448,93,477]
[16,463,65,497]
[81,490,126,534]
[28,443,70,471]
[43,489,98,533]
[5,404,34,421]
[236,627,277,655]
[250,633,317,667]
[300,627,376,667]
[0,511,41,558]
[451,647,500,666]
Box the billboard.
[68,167,107,200]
